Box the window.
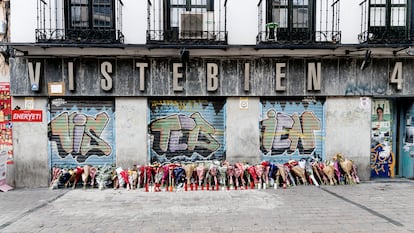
[368,0,407,40]
[165,0,214,40]
[65,0,115,41]
[267,0,314,42]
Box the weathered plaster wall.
[325,97,372,181]
[225,97,260,164]
[11,97,49,188]
[115,97,148,168]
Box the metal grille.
[260,98,325,164]
[257,0,341,45]
[148,99,226,163]
[36,0,124,43]
[48,98,115,168]
[147,0,227,45]
[358,0,409,43]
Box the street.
[0,179,413,233]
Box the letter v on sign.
[28,62,41,91]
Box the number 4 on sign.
[390,62,403,90]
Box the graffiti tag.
[260,109,321,155]
[150,112,220,158]
[49,112,112,162]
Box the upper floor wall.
[8,0,414,46]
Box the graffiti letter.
[50,112,72,155]
[80,112,112,156]
[150,115,184,152]
[261,109,277,153]
[300,111,320,151]
[289,113,302,151]
[273,112,294,151]
[188,112,220,152]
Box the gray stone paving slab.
[0,179,413,233]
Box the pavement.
[0,179,414,233]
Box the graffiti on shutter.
[48,99,115,168]
[260,99,325,164]
[148,99,226,163]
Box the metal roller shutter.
[148,99,226,163]
[260,98,325,164]
[48,98,115,168]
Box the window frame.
[368,0,408,39]
[64,0,116,36]
[266,0,315,41]
[164,0,213,33]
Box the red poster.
[0,82,13,164]
[12,110,43,122]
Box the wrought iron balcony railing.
[36,0,124,44]
[146,0,228,46]
[358,0,411,44]
[256,0,341,46]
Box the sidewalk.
[1,179,414,233]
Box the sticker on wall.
[0,83,12,164]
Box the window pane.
[93,5,112,27]
[391,7,406,26]
[272,0,288,6]
[71,6,89,27]
[171,8,185,27]
[370,7,386,26]
[273,8,287,28]
[93,0,111,3]
[72,0,88,4]
[293,8,308,28]
[191,0,207,4]
[371,0,386,4]
[391,0,406,4]
[293,0,308,6]
[171,0,186,4]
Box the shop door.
[48,98,115,168]
[400,102,414,178]
[370,99,395,178]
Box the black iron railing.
[358,0,411,44]
[256,0,341,45]
[36,0,124,44]
[146,0,227,45]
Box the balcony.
[358,0,411,44]
[36,0,124,44]
[146,0,228,46]
[256,0,341,46]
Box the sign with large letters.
[11,57,410,97]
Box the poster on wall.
[0,150,13,192]
[370,99,395,178]
[0,82,12,165]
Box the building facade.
[3,0,414,187]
